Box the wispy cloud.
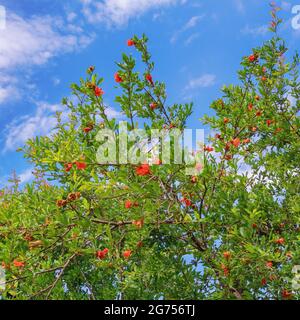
[4,102,63,152]
[0,13,94,70]
[0,12,95,105]
[185,74,216,90]
[3,100,121,152]
[184,32,200,46]
[80,0,185,27]
[241,24,269,37]
[171,14,205,44]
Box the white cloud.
[241,24,269,37]
[0,13,94,70]
[0,12,95,105]
[171,14,205,44]
[184,32,200,46]
[4,100,121,152]
[0,73,19,104]
[80,0,185,26]
[4,102,63,151]
[185,74,216,90]
[19,168,34,184]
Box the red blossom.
[94,87,104,97]
[125,200,134,209]
[13,259,25,268]
[181,197,192,207]
[223,251,231,260]
[248,54,258,62]
[136,164,151,176]
[96,248,109,260]
[127,39,135,46]
[145,73,154,86]
[281,290,293,299]
[150,102,158,110]
[75,162,87,170]
[275,238,285,245]
[115,72,123,83]
[204,146,214,152]
[83,127,93,133]
[231,138,241,148]
[261,278,267,286]
[123,250,132,259]
[266,119,273,127]
[65,163,73,172]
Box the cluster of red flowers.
[96,248,109,260]
[64,161,87,172]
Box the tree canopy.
[0,6,299,300]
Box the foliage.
[0,6,299,300]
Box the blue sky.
[0,0,299,186]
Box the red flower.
[243,138,251,144]
[204,146,214,152]
[223,251,231,260]
[181,197,192,207]
[248,54,258,62]
[275,238,285,245]
[248,103,253,111]
[251,127,257,132]
[65,162,73,172]
[221,264,229,276]
[136,164,151,176]
[13,259,25,268]
[127,39,135,46]
[132,218,144,229]
[191,176,197,183]
[145,73,154,86]
[223,117,230,124]
[96,248,109,260]
[266,261,273,269]
[115,72,123,83]
[150,102,158,110]
[231,138,240,148]
[83,126,93,133]
[94,87,104,97]
[215,133,222,139]
[125,200,134,209]
[255,95,260,101]
[123,250,132,259]
[256,110,262,117]
[282,290,293,299]
[266,119,273,127]
[252,223,258,228]
[261,76,267,82]
[261,278,267,286]
[75,161,87,170]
